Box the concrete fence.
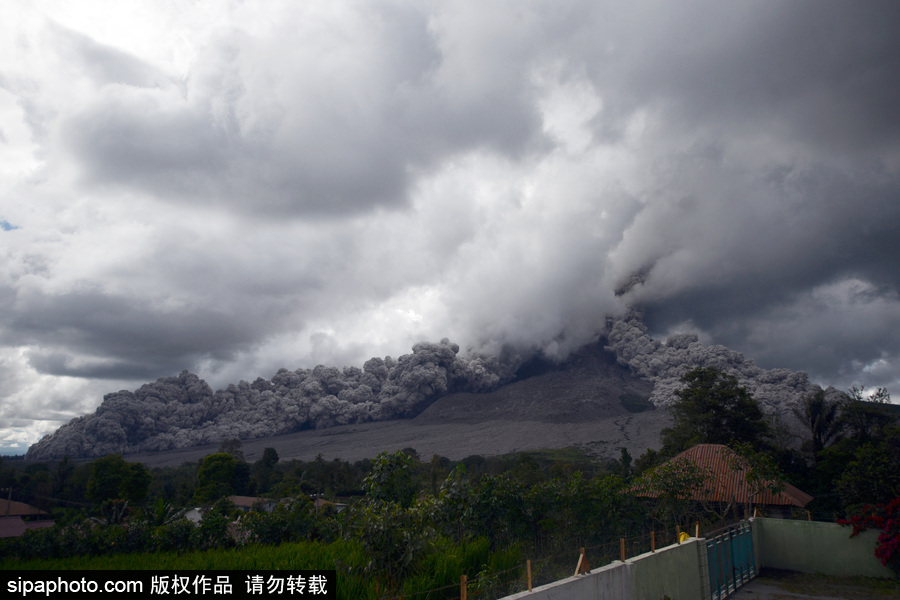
[499,517,894,600]
[503,538,706,600]
[752,517,894,579]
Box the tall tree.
[194,452,252,504]
[86,454,151,504]
[363,450,417,508]
[793,389,843,457]
[841,386,894,443]
[661,367,770,455]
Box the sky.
[2,0,900,455]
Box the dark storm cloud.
[6,286,266,379]
[585,1,900,391]
[591,1,900,153]
[55,1,551,217]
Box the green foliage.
[152,518,195,553]
[194,452,252,504]
[632,455,713,526]
[239,498,314,545]
[218,438,245,461]
[253,448,282,495]
[1,539,381,600]
[661,367,770,455]
[728,443,786,514]
[362,450,417,508]
[840,387,895,444]
[835,425,900,511]
[86,455,151,504]
[194,497,236,550]
[793,390,844,457]
[349,498,430,591]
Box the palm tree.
[793,390,843,457]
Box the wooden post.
[651,530,656,553]
[460,575,467,600]
[695,521,700,538]
[620,538,626,562]
[807,510,811,522]
[574,547,590,575]
[753,507,758,518]
[527,560,533,592]
[676,525,681,544]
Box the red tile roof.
[636,444,813,508]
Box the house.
[0,499,55,538]
[633,444,813,519]
[227,495,278,513]
[312,497,347,513]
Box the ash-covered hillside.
[27,316,839,460]
[26,339,511,460]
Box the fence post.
[695,521,700,538]
[651,530,656,553]
[574,547,590,575]
[620,538,626,562]
[460,575,467,600]
[527,560,532,592]
[676,525,681,544]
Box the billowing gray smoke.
[27,315,837,460]
[26,339,511,460]
[605,314,845,414]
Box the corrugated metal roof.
[636,444,813,508]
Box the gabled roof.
[636,444,813,508]
[227,495,276,509]
[0,499,49,518]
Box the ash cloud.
[26,339,512,459]
[604,315,846,415]
[29,314,845,460]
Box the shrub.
[838,496,900,574]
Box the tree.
[363,450,417,508]
[839,496,900,575]
[793,390,843,458]
[261,447,279,469]
[194,452,252,504]
[218,438,245,461]
[631,456,713,526]
[661,367,770,455]
[727,443,785,517]
[841,386,894,443]
[835,425,900,511]
[253,448,281,494]
[86,454,151,504]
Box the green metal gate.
[706,521,756,599]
